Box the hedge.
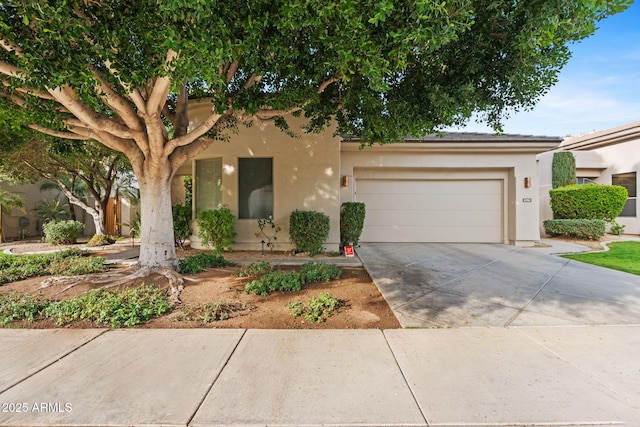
[340,202,366,246]
[549,184,627,222]
[289,210,330,256]
[543,219,606,240]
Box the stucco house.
[180,101,561,251]
[537,120,640,236]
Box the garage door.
[356,179,503,243]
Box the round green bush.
[196,206,236,254]
[43,220,85,245]
[289,210,330,256]
[340,202,366,246]
[550,184,628,222]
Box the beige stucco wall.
[538,137,640,235]
[185,103,341,251]
[341,142,545,246]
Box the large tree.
[0,0,630,293]
[0,133,135,236]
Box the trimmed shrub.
[172,204,192,248]
[196,206,236,254]
[543,219,606,240]
[550,184,628,222]
[340,202,366,246]
[289,210,330,256]
[551,152,576,189]
[43,220,85,244]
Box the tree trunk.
[137,166,178,270]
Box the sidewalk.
[1,326,639,426]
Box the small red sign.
[344,245,355,258]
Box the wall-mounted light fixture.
[524,177,531,188]
[342,175,349,187]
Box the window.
[195,158,222,213]
[239,158,273,219]
[612,172,636,217]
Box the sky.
[449,2,640,138]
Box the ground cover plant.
[288,293,345,323]
[0,248,106,284]
[0,284,170,327]
[562,241,640,276]
[243,262,342,296]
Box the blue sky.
[450,2,640,137]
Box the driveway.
[357,242,640,327]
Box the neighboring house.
[181,101,561,251]
[537,120,640,235]
[0,181,138,242]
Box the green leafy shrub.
[86,234,116,247]
[610,221,625,236]
[172,204,192,248]
[179,252,233,274]
[236,261,274,277]
[0,294,46,324]
[543,219,606,240]
[42,284,171,327]
[0,249,105,284]
[244,270,303,296]
[299,262,342,283]
[289,210,330,256]
[287,293,344,323]
[550,184,628,222]
[196,207,236,254]
[43,220,85,244]
[551,151,576,189]
[340,202,366,246]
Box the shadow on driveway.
[357,243,640,327]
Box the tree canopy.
[0,0,631,293]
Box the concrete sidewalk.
[1,327,639,426]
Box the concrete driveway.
[357,242,640,327]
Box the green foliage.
[86,234,116,247]
[244,270,303,296]
[300,262,342,283]
[196,207,236,254]
[543,219,606,240]
[562,241,640,275]
[549,184,628,222]
[287,293,344,323]
[33,199,70,226]
[183,176,193,208]
[42,284,171,328]
[255,216,281,253]
[236,261,274,277]
[289,210,330,256]
[177,302,252,323]
[551,152,576,189]
[178,252,233,274]
[340,202,366,246]
[610,221,625,236]
[172,204,192,249]
[0,249,106,284]
[0,189,25,214]
[0,294,46,324]
[43,220,85,244]
[1,284,169,327]
[122,212,141,239]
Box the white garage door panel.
[357,178,502,243]
[365,209,500,227]
[362,193,502,211]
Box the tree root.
[47,266,185,305]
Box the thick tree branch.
[103,59,147,114]
[146,49,177,113]
[244,74,262,90]
[48,85,134,140]
[0,39,24,58]
[172,80,189,138]
[28,124,88,140]
[226,61,239,83]
[164,112,223,155]
[0,61,23,78]
[90,65,144,132]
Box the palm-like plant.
[0,190,26,242]
[32,198,70,228]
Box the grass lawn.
[562,241,640,275]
